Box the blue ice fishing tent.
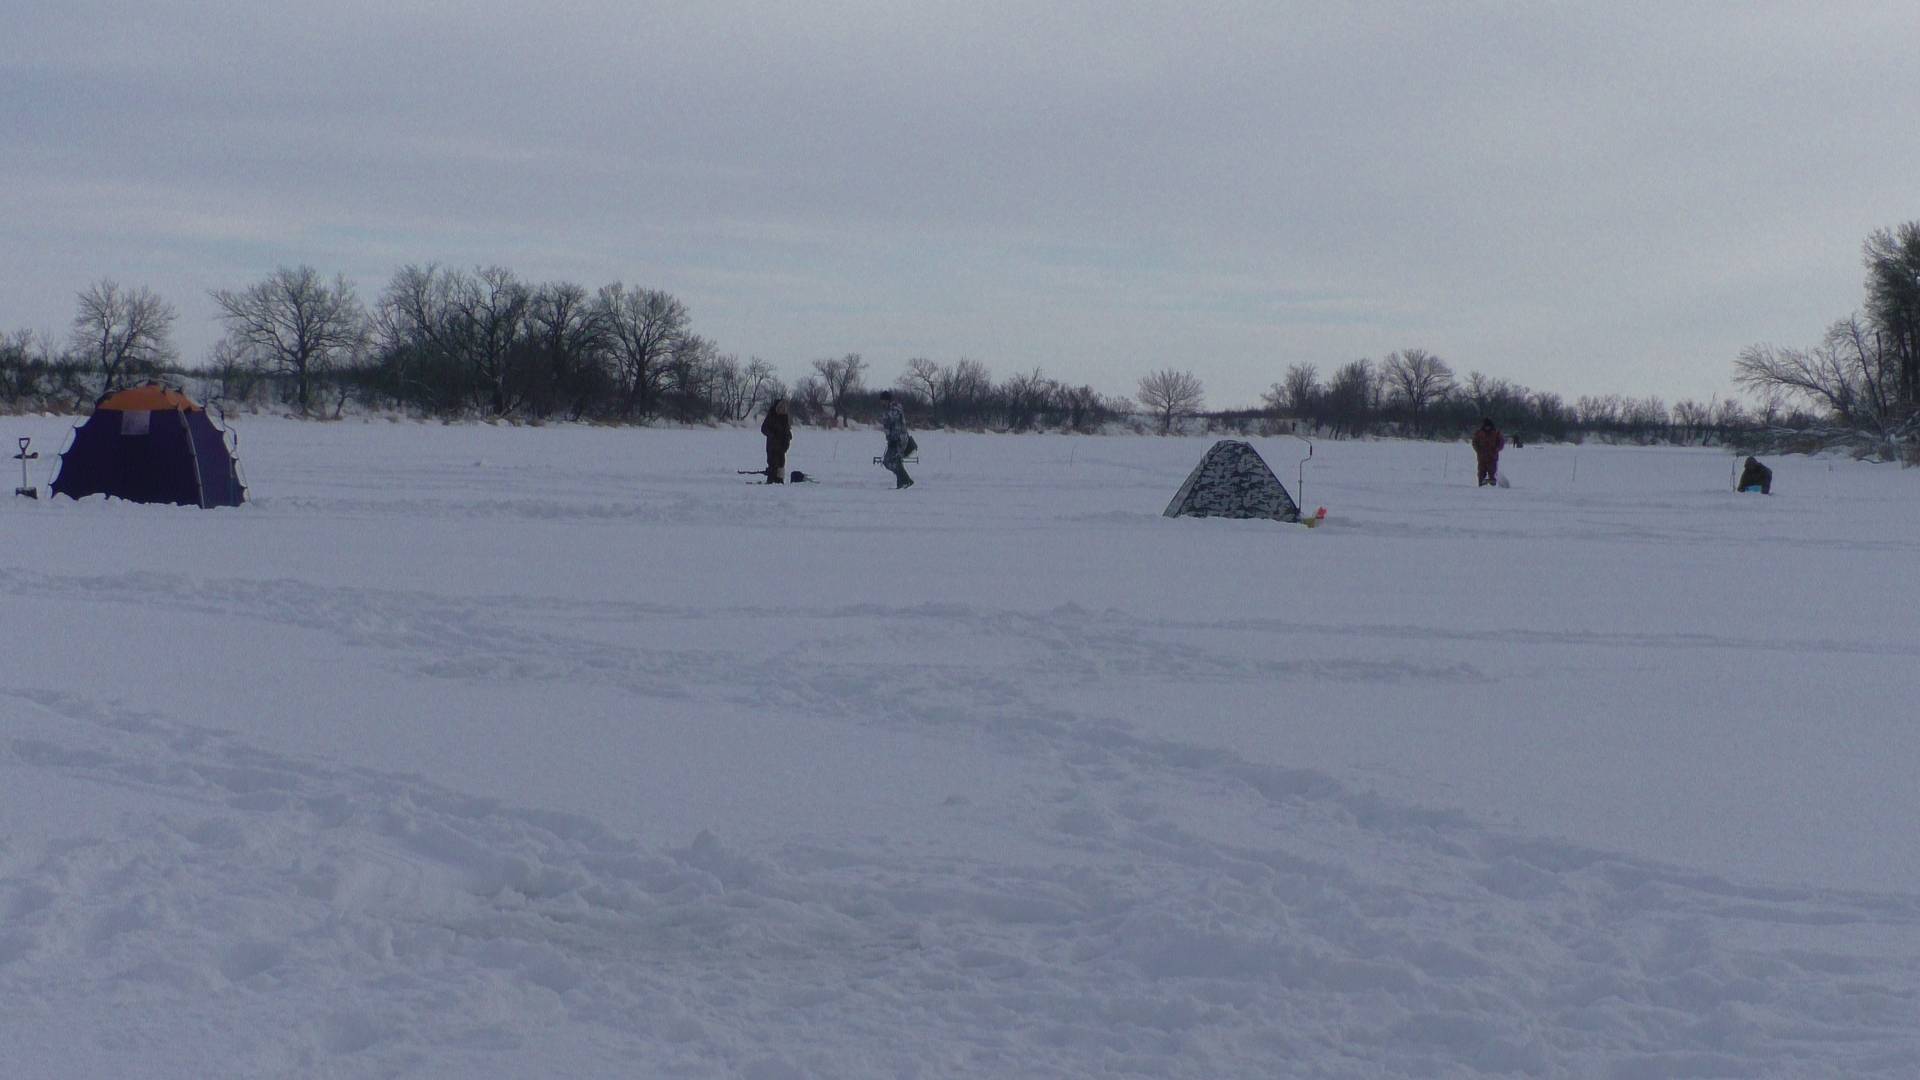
[50,384,246,508]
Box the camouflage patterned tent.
[1163,440,1301,523]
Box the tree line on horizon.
[0,267,1784,447]
[0,265,1128,433]
[7,226,1917,455]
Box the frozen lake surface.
[3,415,1917,1077]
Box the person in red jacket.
[1471,417,1505,487]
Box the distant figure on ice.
[1737,456,1772,495]
[1471,417,1505,487]
[760,398,792,483]
[878,390,914,489]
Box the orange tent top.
[97,385,202,412]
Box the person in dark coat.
[1470,417,1505,487]
[1737,456,1772,494]
[760,398,792,483]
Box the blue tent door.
[185,412,244,507]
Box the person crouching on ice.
[878,390,913,489]
[1737,455,1771,494]
[1471,417,1505,487]
[761,398,792,483]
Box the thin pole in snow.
[1292,433,1314,509]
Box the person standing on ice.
[1471,417,1505,487]
[877,390,914,489]
[1737,455,1772,494]
[760,398,792,483]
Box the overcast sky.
[5,2,1918,408]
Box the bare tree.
[210,265,367,415]
[1622,396,1669,442]
[1670,399,1712,444]
[1735,332,1866,428]
[444,266,532,416]
[0,330,30,401]
[1461,370,1526,423]
[1576,394,1621,432]
[898,357,943,411]
[999,367,1054,431]
[597,284,688,419]
[1267,362,1320,414]
[1711,398,1751,434]
[661,333,719,420]
[206,338,266,409]
[0,329,66,403]
[792,374,829,423]
[1323,359,1374,438]
[946,358,993,428]
[526,281,610,420]
[1530,390,1572,440]
[1863,221,1920,409]
[740,358,777,419]
[1055,383,1111,432]
[70,279,178,395]
[1136,368,1204,434]
[810,353,868,425]
[372,263,464,413]
[1381,348,1455,435]
[1826,314,1900,427]
[709,354,744,420]
[1733,326,1889,431]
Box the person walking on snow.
[760,398,792,483]
[878,390,914,489]
[1471,417,1505,487]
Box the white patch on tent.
[1163,439,1301,522]
[120,410,151,436]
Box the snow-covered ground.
[3,415,1917,1078]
